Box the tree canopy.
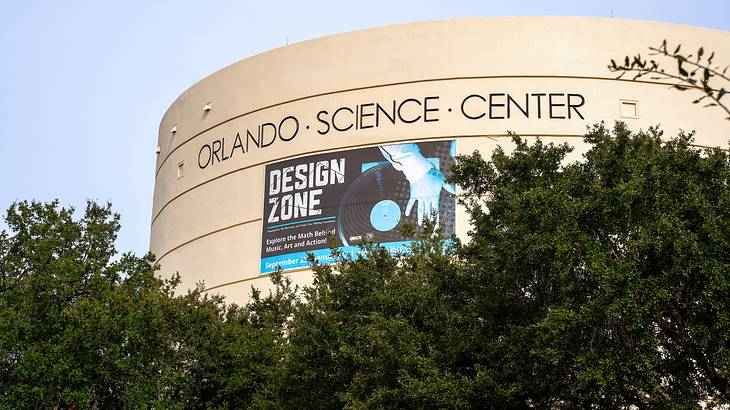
[0,201,290,408]
[260,122,729,408]
[449,123,729,407]
[1,122,728,408]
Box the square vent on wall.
[620,100,639,119]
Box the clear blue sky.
[1,0,728,256]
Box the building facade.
[151,17,730,303]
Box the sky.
[1,0,729,256]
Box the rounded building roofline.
[158,16,730,129]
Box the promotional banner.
[260,140,456,273]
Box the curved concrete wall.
[151,17,730,303]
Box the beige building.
[151,17,730,304]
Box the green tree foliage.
[259,122,729,408]
[262,236,476,409]
[449,123,729,407]
[0,201,292,409]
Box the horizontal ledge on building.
[201,266,313,293]
[153,217,262,264]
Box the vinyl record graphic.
[337,164,416,246]
[370,200,401,232]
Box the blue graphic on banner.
[260,241,414,274]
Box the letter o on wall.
[198,144,212,169]
[279,116,299,141]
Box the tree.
[261,122,729,408]
[186,272,296,409]
[609,40,730,121]
[0,200,291,409]
[0,200,187,408]
[449,122,729,407]
[259,230,476,409]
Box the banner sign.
[260,140,456,273]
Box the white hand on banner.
[405,168,456,226]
